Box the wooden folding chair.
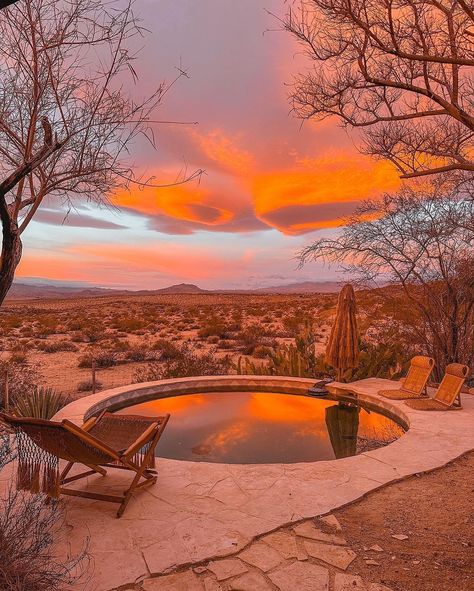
[0,411,170,517]
[379,355,434,400]
[405,363,469,411]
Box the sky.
[17,0,401,290]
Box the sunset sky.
[18,0,400,290]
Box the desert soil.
[336,450,474,591]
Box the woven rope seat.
[404,363,469,411]
[405,398,461,411]
[379,356,434,400]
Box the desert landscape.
[1,0,473,590]
[0,284,421,404]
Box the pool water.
[116,392,404,464]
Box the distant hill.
[5,280,342,301]
[252,281,341,294]
[154,283,205,294]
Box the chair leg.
[117,440,160,518]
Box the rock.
[207,559,248,581]
[269,561,329,591]
[194,566,208,574]
[365,560,380,566]
[203,577,224,591]
[294,521,347,545]
[412,560,421,565]
[319,514,343,532]
[391,534,409,541]
[143,571,203,591]
[304,541,357,570]
[334,573,368,590]
[228,571,273,591]
[239,541,282,572]
[369,545,384,552]
[261,531,299,559]
[296,547,309,561]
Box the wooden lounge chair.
[405,363,469,411]
[379,356,434,400]
[0,410,170,517]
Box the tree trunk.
[0,201,22,306]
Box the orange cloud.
[252,154,400,234]
[115,185,235,227]
[189,129,255,174]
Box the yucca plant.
[13,387,68,420]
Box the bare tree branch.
[285,0,474,179]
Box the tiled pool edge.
[49,376,474,591]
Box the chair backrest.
[434,363,470,407]
[0,414,113,464]
[402,356,434,394]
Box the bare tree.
[300,183,474,378]
[284,0,474,179]
[0,0,199,305]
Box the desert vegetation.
[0,287,457,407]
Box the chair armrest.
[122,422,158,459]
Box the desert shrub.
[124,346,150,362]
[12,387,69,420]
[0,486,89,591]
[78,349,118,368]
[349,341,408,381]
[238,321,325,378]
[281,311,307,337]
[236,323,275,355]
[0,361,39,409]
[152,339,182,361]
[113,317,146,332]
[135,344,231,382]
[34,315,60,337]
[9,350,28,364]
[253,345,273,358]
[207,335,219,344]
[197,318,224,339]
[77,380,103,392]
[37,340,78,353]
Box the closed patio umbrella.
[325,283,359,382]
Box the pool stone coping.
[48,375,474,591]
[53,374,409,431]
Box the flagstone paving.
[129,513,392,591]
[2,375,473,591]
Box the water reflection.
[325,403,359,459]
[116,392,404,464]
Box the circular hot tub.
[115,390,405,464]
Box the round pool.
[116,391,404,464]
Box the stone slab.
[228,571,273,591]
[304,541,357,570]
[269,561,329,591]
[238,541,282,571]
[143,571,203,591]
[207,559,248,581]
[294,521,346,544]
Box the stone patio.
[2,375,473,590]
[137,512,393,591]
